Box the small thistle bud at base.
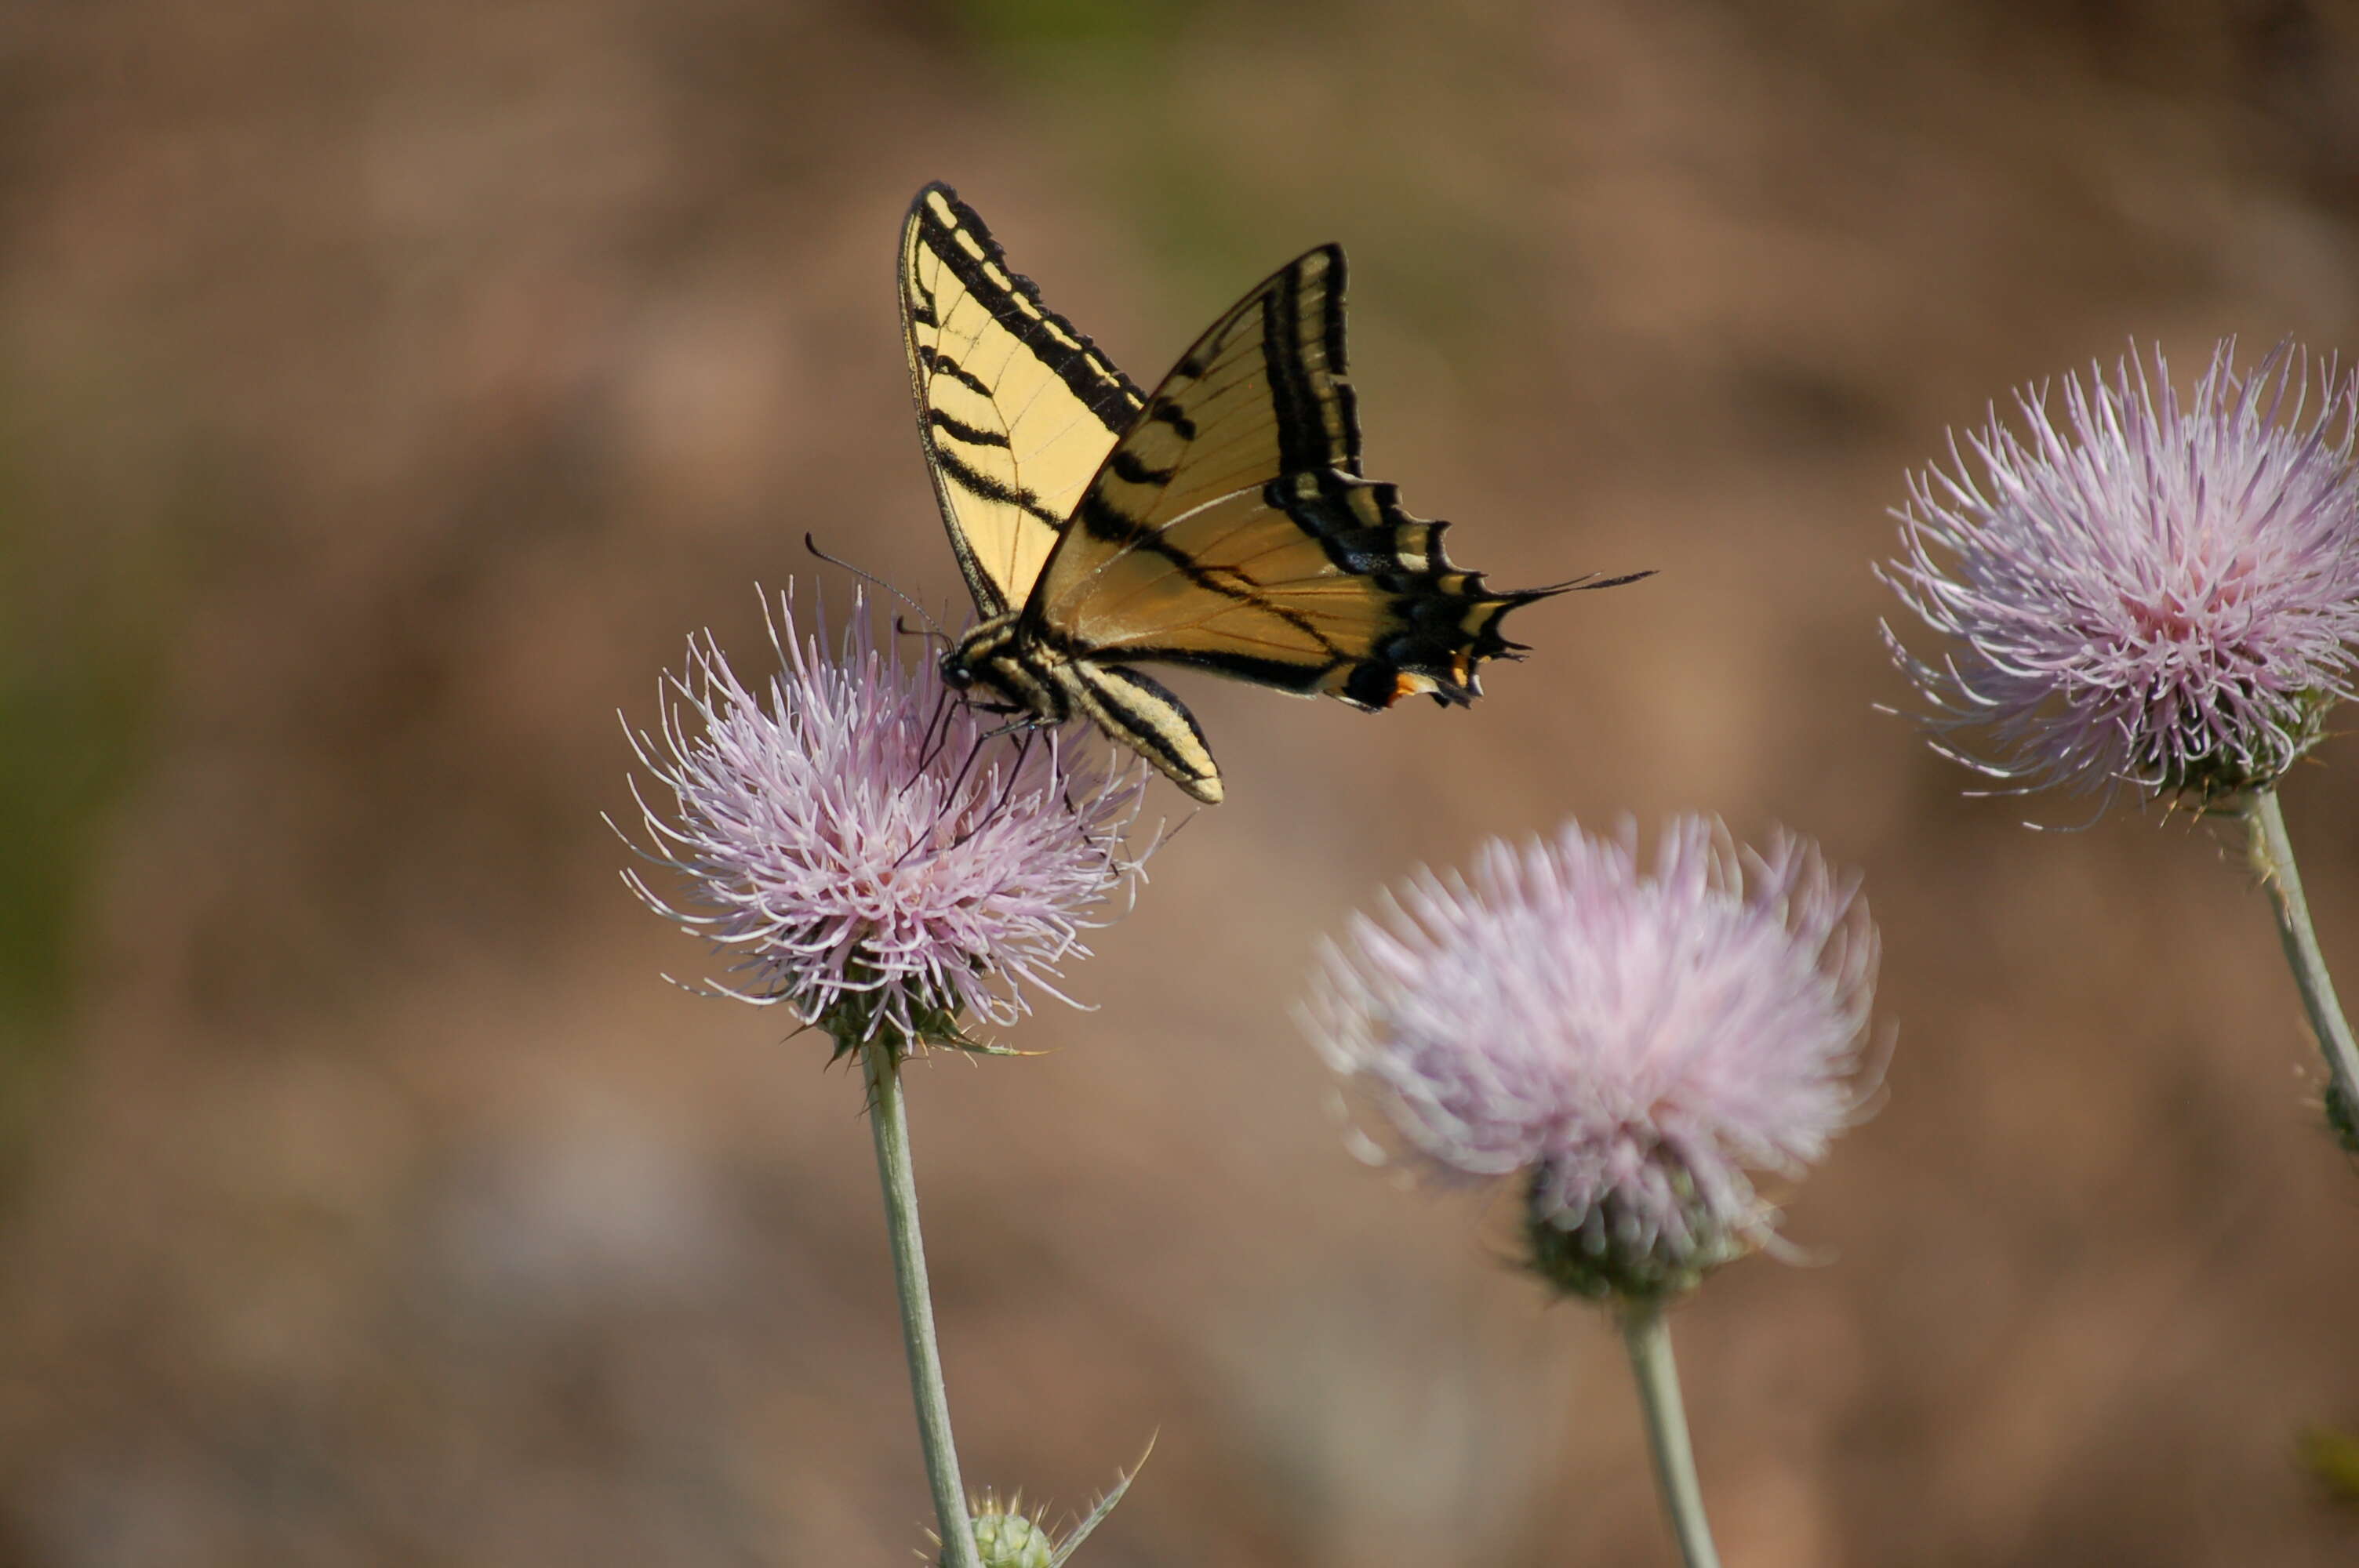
[2142,685,2336,808]
[1522,1163,1750,1305]
[819,976,980,1066]
[942,1494,1055,1568]
[2328,1078,2359,1158]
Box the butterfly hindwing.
[900,183,1144,615]
[1030,245,1561,710]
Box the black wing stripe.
[918,347,994,400]
[913,187,1145,434]
[1318,252,1360,476]
[1253,248,1359,478]
[1106,646,1337,691]
[1146,400,1198,441]
[1108,450,1176,485]
[1260,270,1325,476]
[928,409,1012,448]
[933,445,1067,528]
[1067,494,1339,653]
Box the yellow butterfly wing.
[1029,245,1579,710]
[900,184,1143,616]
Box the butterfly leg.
[893,719,1001,869]
[901,682,964,801]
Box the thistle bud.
[944,1493,1055,1568]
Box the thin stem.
[1619,1302,1722,1568]
[863,1040,981,1568]
[2243,788,2359,1142]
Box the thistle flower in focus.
[623,592,1146,1054]
[1306,818,1877,1303]
[1882,339,2359,805]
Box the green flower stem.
[863,1040,981,1568]
[1619,1302,1721,1568]
[2244,789,2359,1143]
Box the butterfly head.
[940,618,1014,693]
[941,616,1068,724]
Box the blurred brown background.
[4,1,2359,1563]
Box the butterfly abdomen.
[1064,662,1221,804]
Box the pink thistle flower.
[1882,340,2359,804]
[1305,818,1877,1301]
[623,593,1147,1052]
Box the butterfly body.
[943,612,1224,800]
[902,182,1632,804]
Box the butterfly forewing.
[900,183,1144,615]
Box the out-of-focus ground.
[3,2,2359,1563]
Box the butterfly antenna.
[803,532,947,640]
[896,614,952,648]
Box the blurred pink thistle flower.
[1882,340,2359,804]
[623,593,1147,1052]
[1306,818,1877,1301]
